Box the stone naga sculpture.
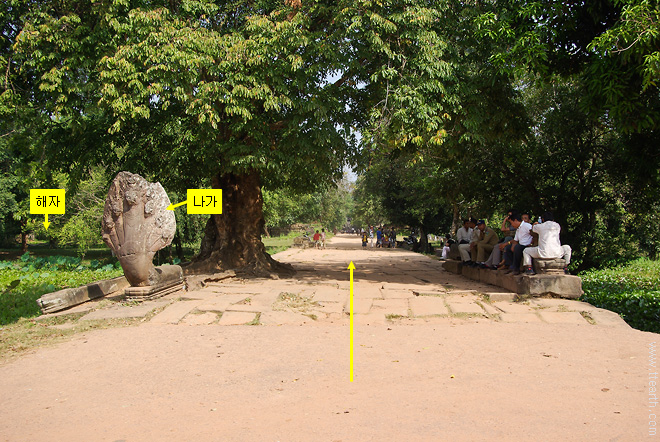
[102,172,176,286]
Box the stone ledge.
[442,260,583,299]
[37,276,130,314]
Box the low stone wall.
[442,260,583,299]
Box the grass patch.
[580,258,660,333]
[0,254,123,325]
[385,314,406,320]
[247,312,262,326]
[0,315,141,364]
[273,292,319,313]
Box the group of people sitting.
[445,210,572,275]
[360,226,396,249]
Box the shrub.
[580,258,660,334]
[0,254,123,325]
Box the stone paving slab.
[79,300,169,321]
[353,312,388,325]
[310,287,345,302]
[479,302,501,316]
[492,302,536,314]
[225,302,264,313]
[499,313,542,323]
[352,284,383,299]
[259,311,309,326]
[316,302,344,315]
[343,298,373,314]
[381,289,414,299]
[588,310,630,327]
[249,292,280,308]
[371,299,410,316]
[538,311,588,325]
[217,311,257,325]
[176,290,223,300]
[446,300,486,315]
[486,292,517,302]
[195,299,234,312]
[149,301,201,324]
[181,312,218,325]
[409,296,449,316]
[199,285,263,294]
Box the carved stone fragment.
[102,172,176,286]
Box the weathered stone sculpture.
[102,172,176,287]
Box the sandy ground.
[0,235,657,441]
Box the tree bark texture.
[189,170,294,277]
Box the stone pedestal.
[533,258,566,275]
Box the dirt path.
[0,235,656,441]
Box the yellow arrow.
[166,200,188,211]
[43,214,50,230]
[348,261,355,382]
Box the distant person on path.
[389,227,396,248]
[522,212,572,275]
[362,230,368,249]
[369,226,374,248]
[376,227,383,248]
[320,228,326,249]
[313,230,321,249]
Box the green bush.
[580,258,660,334]
[0,254,123,325]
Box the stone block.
[442,260,462,274]
[37,276,130,314]
[485,292,516,302]
[460,265,480,280]
[519,275,583,299]
[533,258,566,275]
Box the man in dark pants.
[503,213,533,275]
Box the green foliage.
[263,177,353,232]
[0,254,123,325]
[580,258,660,333]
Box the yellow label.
[30,189,65,214]
[187,189,222,214]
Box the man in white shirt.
[503,213,533,275]
[456,219,473,245]
[458,219,478,264]
[522,212,572,274]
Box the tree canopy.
[1,0,659,271]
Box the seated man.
[522,212,572,274]
[456,219,473,245]
[503,213,533,275]
[458,218,479,265]
[471,220,499,266]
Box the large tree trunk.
[188,170,294,278]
